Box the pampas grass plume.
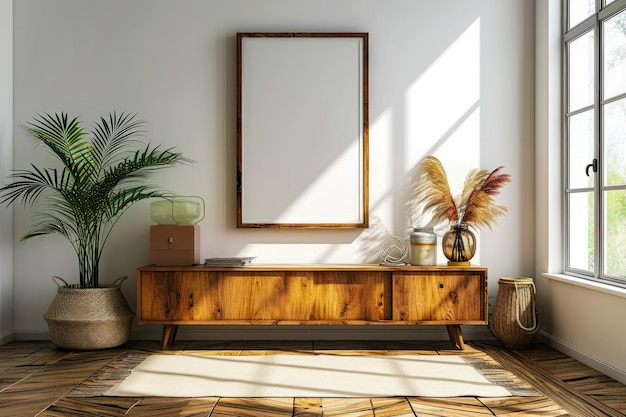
[417,157,511,230]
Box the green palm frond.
[23,213,77,241]
[25,113,89,174]
[91,112,146,171]
[0,112,191,288]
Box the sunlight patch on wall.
[404,18,481,193]
[269,138,364,224]
[434,107,481,193]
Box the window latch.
[585,159,598,177]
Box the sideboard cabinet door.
[392,271,487,323]
[138,271,221,322]
[137,269,391,323]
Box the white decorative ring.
[379,236,409,265]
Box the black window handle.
[586,159,598,177]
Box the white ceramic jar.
[410,227,437,266]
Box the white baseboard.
[0,331,15,346]
[538,330,626,385]
[13,331,49,341]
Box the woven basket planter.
[491,277,540,349]
[43,276,135,350]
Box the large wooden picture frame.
[237,32,369,228]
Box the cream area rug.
[104,354,512,398]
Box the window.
[564,0,626,287]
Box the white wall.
[0,0,14,344]
[11,1,534,340]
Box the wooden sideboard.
[137,264,488,349]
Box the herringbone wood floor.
[1,339,625,416]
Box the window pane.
[569,192,595,272]
[568,109,595,188]
[603,10,626,99]
[604,98,626,186]
[604,189,626,278]
[569,0,595,28]
[569,31,595,111]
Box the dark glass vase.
[442,224,476,265]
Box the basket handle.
[514,280,539,332]
[112,276,128,288]
[51,276,69,288]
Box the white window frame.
[563,0,626,288]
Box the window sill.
[542,273,626,300]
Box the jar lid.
[411,227,436,243]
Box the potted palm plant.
[0,112,190,349]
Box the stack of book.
[204,257,255,267]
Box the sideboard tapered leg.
[161,325,179,350]
[447,325,464,350]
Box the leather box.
[150,225,200,266]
